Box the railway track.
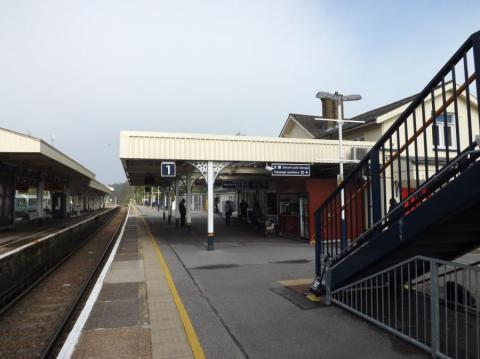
[0,206,128,359]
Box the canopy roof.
[0,128,110,194]
[120,131,374,185]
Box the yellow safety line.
[137,208,206,359]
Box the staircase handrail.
[314,30,480,270]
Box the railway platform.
[60,205,428,359]
[62,206,199,359]
[0,208,113,256]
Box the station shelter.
[120,131,373,248]
[0,128,111,230]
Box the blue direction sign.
[161,162,176,177]
[271,163,310,177]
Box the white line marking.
[56,205,131,359]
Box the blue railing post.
[370,148,382,224]
[340,213,347,251]
[314,210,322,276]
[471,32,480,127]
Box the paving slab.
[98,282,143,301]
[72,327,151,359]
[85,297,148,329]
[105,261,146,283]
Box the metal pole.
[168,184,172,224]
[64,185,70,218]
[186,172,192,233]
[36,178,44,222]
[162,190,166,220]
[314,211,322,276]
[325,258,332,305]
[338,97,347,250]
[175,178,180,227]
[207,161,214,250]
[430,261,440,357]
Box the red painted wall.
[274,178,307,193]
[272,177,340,242]
[306,178,338,242]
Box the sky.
[0,0,479,184]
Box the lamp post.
[315,91,362,251]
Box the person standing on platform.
[239,199,248,223]
[179,199,187,227]
[224,200,233,226]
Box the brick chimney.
[321,98,338,129]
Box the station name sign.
[271,163,310,177]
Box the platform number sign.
[161,162,176,177]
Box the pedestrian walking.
[224,200,233,226]
[239,199,248,223]
[179,199,186,227]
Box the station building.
[0,128,111,230]
[120,82,478,248]
[280,83,479,208]
[120,131,373,246]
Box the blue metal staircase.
[314,31,480,291]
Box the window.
[433,113,456,149]
[16,198,26,208]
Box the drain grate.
[191,264,239,270]
[270,287,325,310]
[270,259,311,264]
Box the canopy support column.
[207,161,214,250]
[189,160,230,251]
[168,184,172,224]
[36,178,44,223]
[162,191,166,220]
[186,172,192,233]
[175,178,180,227]
[65,185,70,217]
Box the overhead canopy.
[88,179,113,194]
[0,128,111,194]
[120,131,374,185]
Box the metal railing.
[314,31,480,273]
[329,256,480,358]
